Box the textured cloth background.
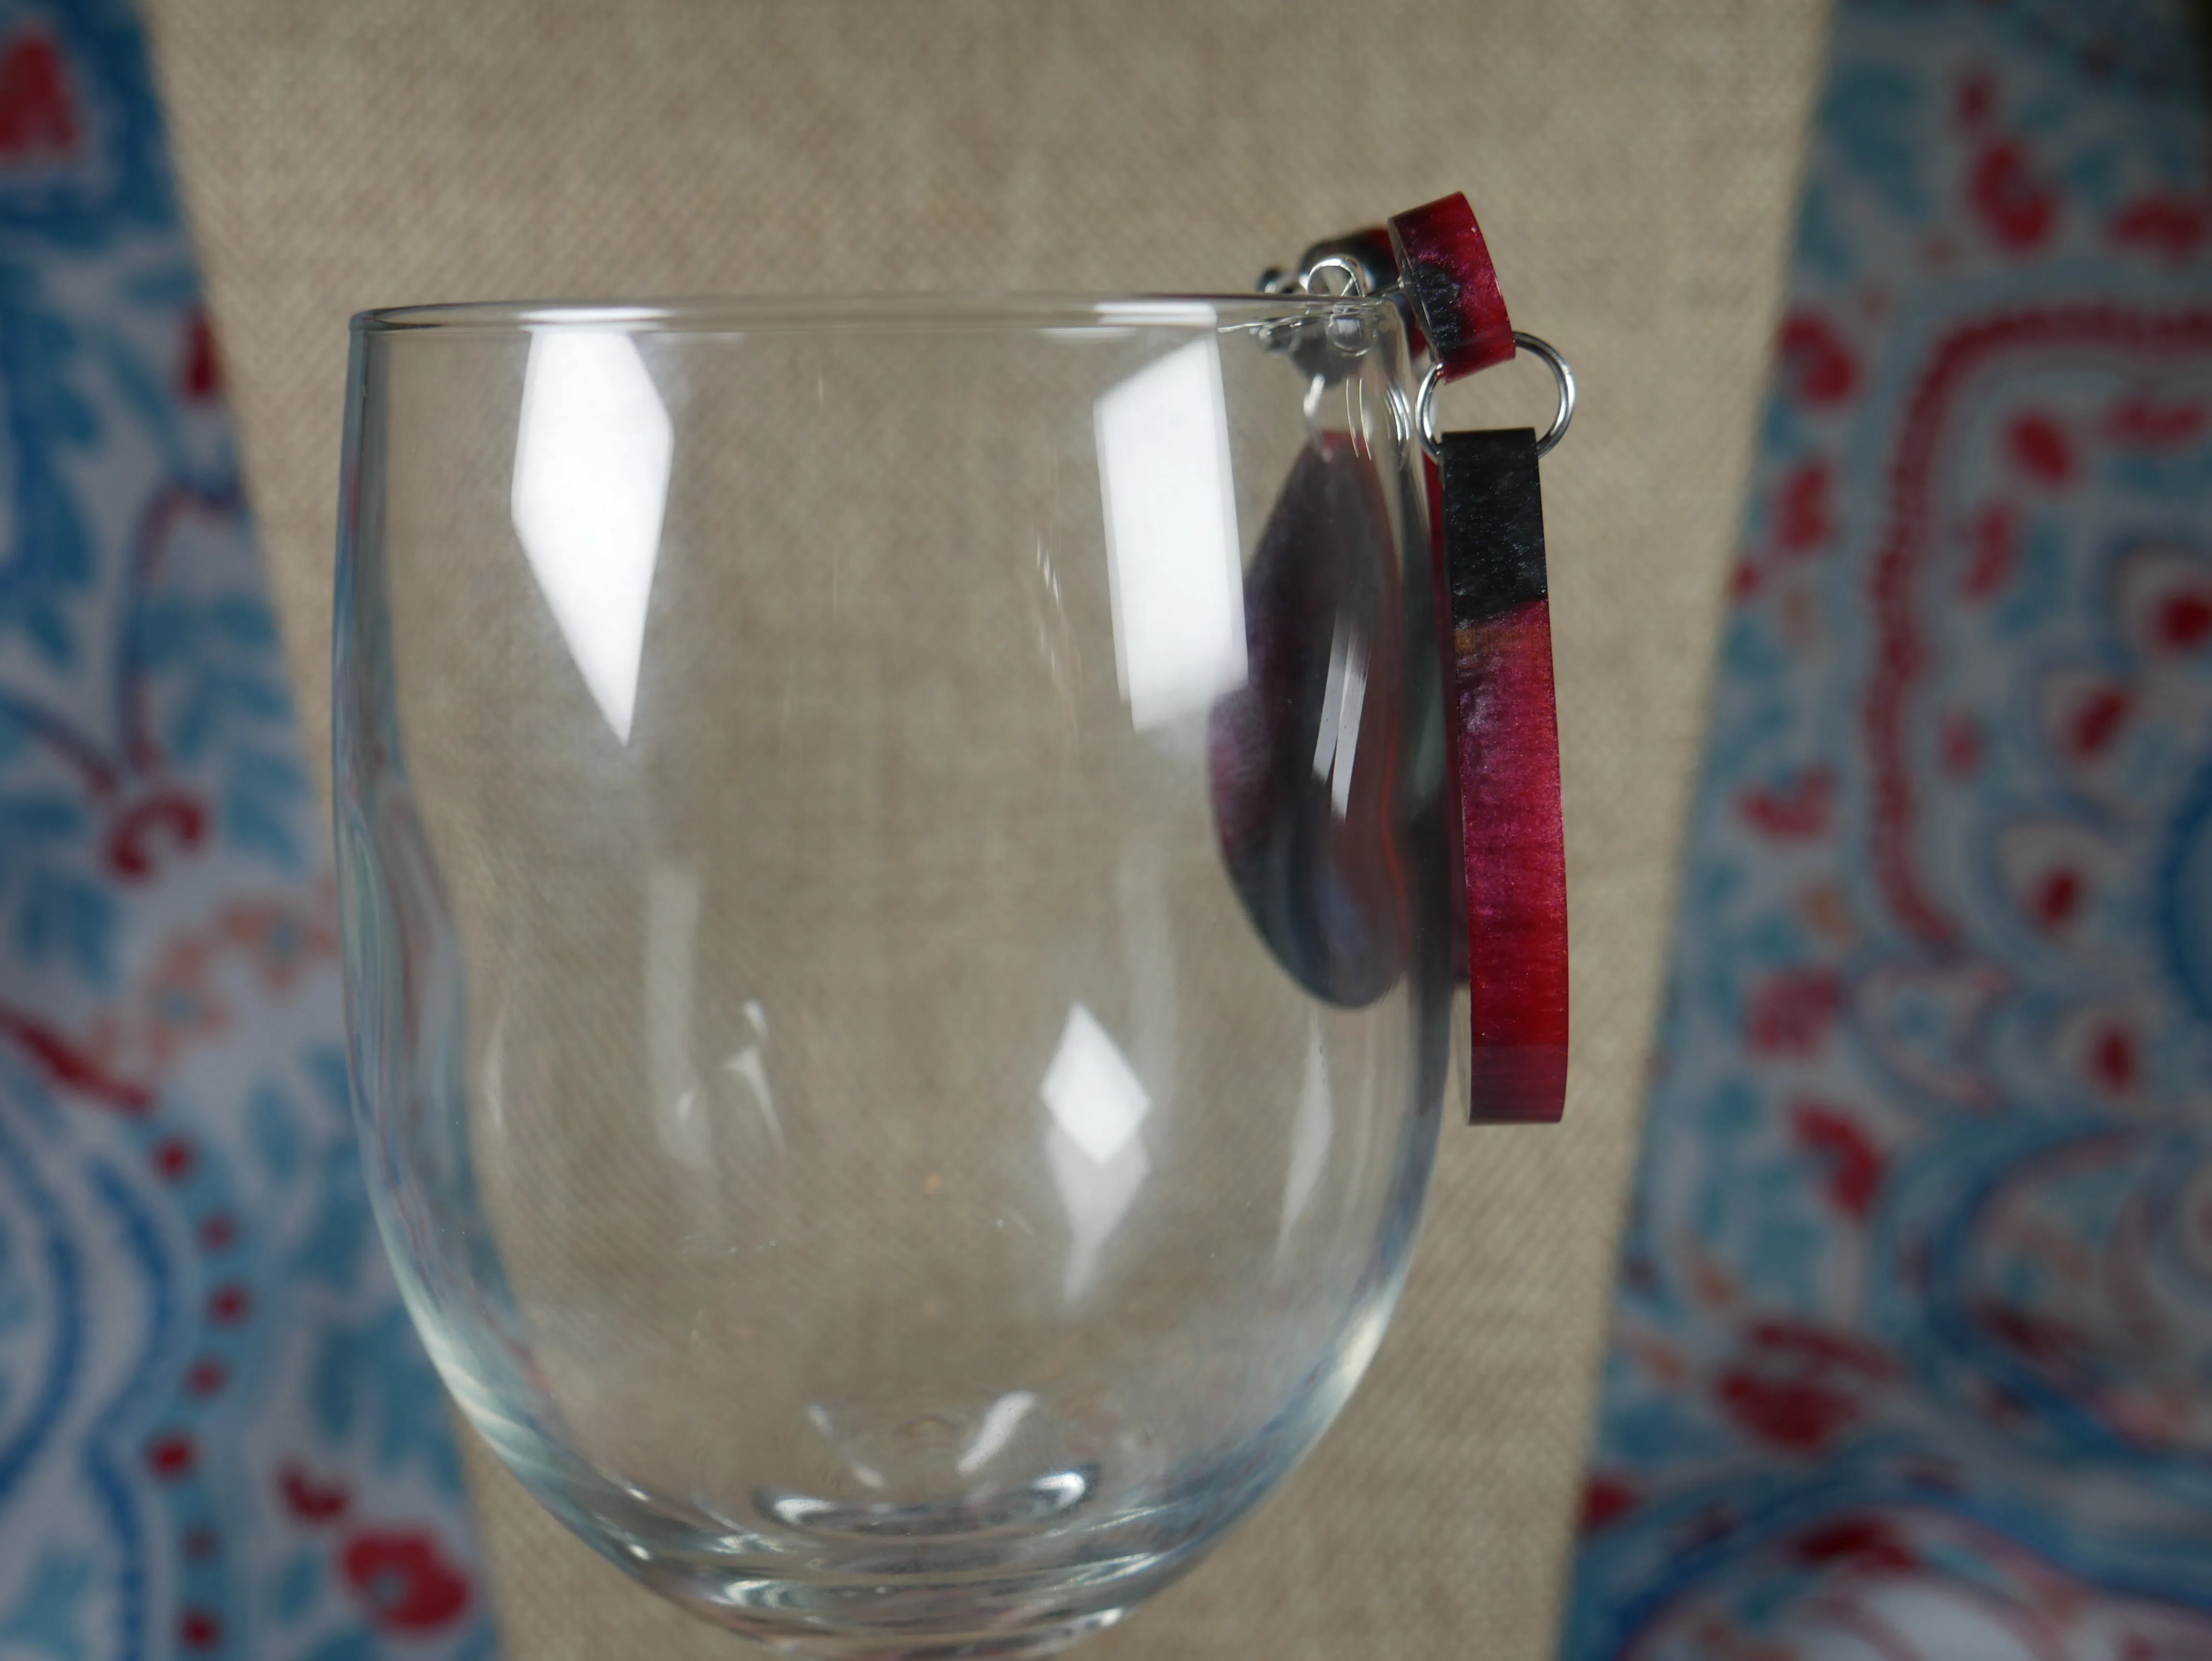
[0,6,492,1656]
[136,3,1827,1656]
[1567,3,2212,1655]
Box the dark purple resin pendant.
[1208,435,1409,1009]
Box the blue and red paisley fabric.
[0,5,492,1658]
[1567,2,2212,1656]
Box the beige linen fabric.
[138,3,1827,1656]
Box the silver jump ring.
[1298,253,1369,298]
[1416,331,1577,461]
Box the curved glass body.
[334,293,1453,1658]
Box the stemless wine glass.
[334,291,1454,1658]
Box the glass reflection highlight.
[1279,1018,1334,1251]
[1093,336,1246,732]
[1041,1002,1151,1300]
[1308,618,1369,821]
[511,329,673,743]
[957,1390,1040,1478]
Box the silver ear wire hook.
[1297,253,1369,298]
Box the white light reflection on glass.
[480,1001,508,1133]
[511,329,673,743]
[1093,334,1247,732]
[1041,1002,1151,1300]
[956,1389,1039,1477]
[1308,618,1368,820]
[806,1403,886,1490]
[645,862,704,1169]
[1278,1016,1334,1252]
[1093,300,1222,329]
[722,999,785,1151]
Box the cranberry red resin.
[1438,429,1568,1121]
[1387,193,1516,379]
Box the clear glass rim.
[351,290,1393,336]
